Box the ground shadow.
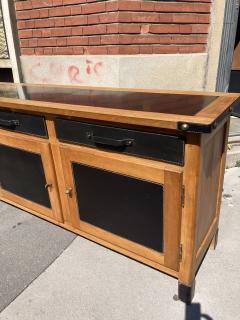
[185,303,214,320]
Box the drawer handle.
[0,119,20,128]
[87,133,134,148]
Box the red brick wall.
[15,0,212,55]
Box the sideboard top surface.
[0,82,239,131]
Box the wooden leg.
[210,228,219,250]
[177,280,196,304]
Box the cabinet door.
[0,130,62,221]
[60,144,183,271]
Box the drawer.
[55,118,184,165]
[0,109,47,137]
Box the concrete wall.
[21,53,208,90]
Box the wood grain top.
[0,82,239,131]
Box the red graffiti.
[49,61,64,76]
[68,65,83,83]
[94,61,103,75]
[29,62,64,83]
[29,62,50,83]
[28,60,104,84]
[85,59,103,76]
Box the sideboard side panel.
[195,121,228,251]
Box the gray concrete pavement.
[0,168,240,319]
[0,202,76,312]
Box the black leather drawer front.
[55,118,184,165]
[0,109,47,137]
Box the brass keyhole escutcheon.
[65,187,73,197]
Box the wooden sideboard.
[0,82,239,304]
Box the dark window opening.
[0,68,14,82]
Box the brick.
[49,7,71,17]
[72,46,84,54]
[16,11,31,20]
[141,2,155,12]
[16,0,211,56]
[71,6,82,15]
[29,39,38,47]
[30,11,40,19]
[119,24,141,34]
[25,20,35,28]
[140,25,150,34]
[17,21,26,29]
[39,9,49,18]
[82,2,106,14]
[17,1,32,10]
[71,27,83,35]
[99,12,119,23]
[43,47,53,54]
[42,29,52,37]
[53,47,73,54]
[63,0,86,4]
[20,39,29,47]
[118,12,133,22]
[87,15,100,24]
[83,46,108,54]
[119,46,140,54]
[35,19,55,28]
[53,0,63,5]
[54,18,65,26]
[149,24,180,34]
[35,47,44,54]
[33,29,42,37]
[18,29,33,39]
[189,0,211,1]
[119,35,161,44]
[56,38,67,45]
[107,46,120,54]
[178,45,206,53]
[31,0,53,9]
[65,16,88,26]
[172,13,210,23]
[119,1,141,11]
[82,25,106,35]
[191,24,209,33]
[15,2,24,11]
[106,1,118,12]
[107,24,119,34]
[88,36,101,45]
[139,46,153,54]
[155,2,210,13]
[170,35,207,44]
[67,37,89,45]
[51,27,72,36]
[21,48,35,55]
[152,46,179,54]
[179,25,192,33]
[101,35,119,45]
[119,12,160,23]
[38,38,57,47]
[158,14,173,23]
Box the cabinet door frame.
[60,143,183,271]
[0,129,62,222]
